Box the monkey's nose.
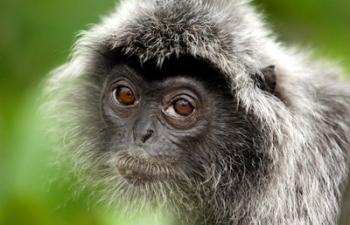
[132,116,157,144]
[141,129,154,143]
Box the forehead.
[113,54,230,90]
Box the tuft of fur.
[45,0,350,224]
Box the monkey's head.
[47,0,288,219]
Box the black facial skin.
[84,55,270,223]
[102,61,231,184]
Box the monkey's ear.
[254,65,277,94]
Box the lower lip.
[117,166,164,185]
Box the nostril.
[141,129,154,143]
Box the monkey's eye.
[173,98,194,116]
[163,94,198,129]
[112,85,136,106]
[164,94,197,117]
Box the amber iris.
[174,98,194,116]
[115,86,136,105]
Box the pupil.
[179,100,188,107]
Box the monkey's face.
[79,57,262,207]
[101,62,219,187]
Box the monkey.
[45,0,350,224]
[339,172,350,225]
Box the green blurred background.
[0,1,349,225]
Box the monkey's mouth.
[115,154,177,185]
[117,166,166,185]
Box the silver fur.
[45,0,350,224]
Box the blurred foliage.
[0,0,349,225]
